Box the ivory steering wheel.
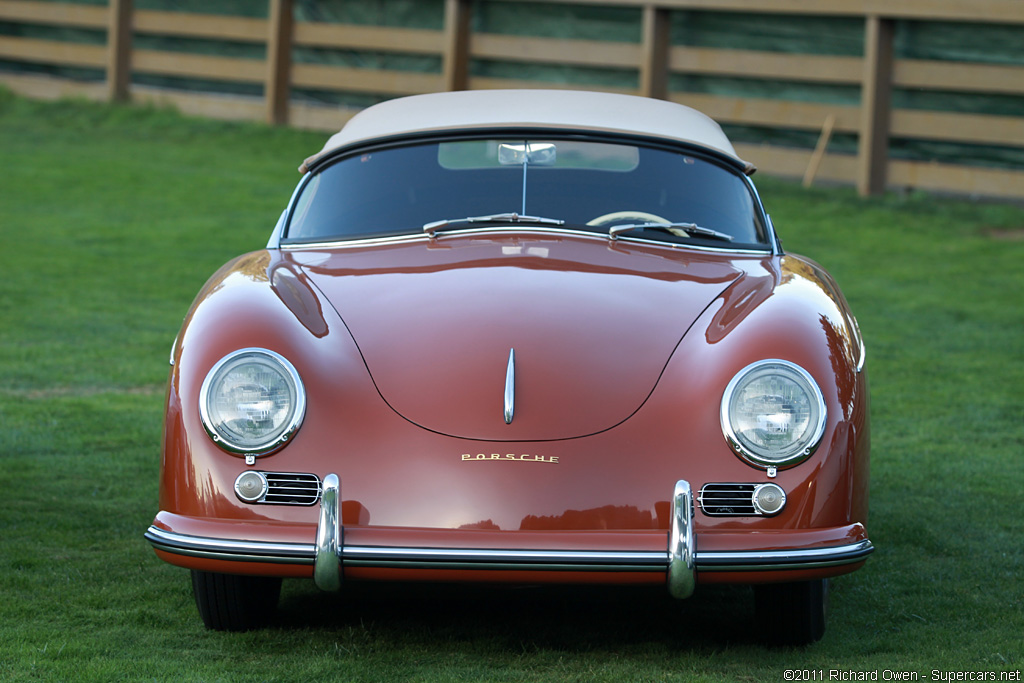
[586,210,672,227]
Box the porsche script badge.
[461,453,559,464]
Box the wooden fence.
[1,0,1023,199]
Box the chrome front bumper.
[307,476,696,597]
[145,477,873,599]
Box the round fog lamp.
[753,483,786,516]
[235,471,269,503]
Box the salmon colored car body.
[146,89,872,645]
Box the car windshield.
[284,137,768,248]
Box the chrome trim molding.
[344,546,668,572]
[144,526,314,564]
[280,226,774,255]
[696,540,874,572]
[314,473,342,592]
[282,232,433,250]
[145,523,871,575]
[265,208,289,249]
[854,316,867,373]
[504,348,516,425]
[743,174,780,257]
[667,479,696,598]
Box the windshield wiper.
[423,212,565,236]
[608,221,733,243]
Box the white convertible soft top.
[299,89,753,174]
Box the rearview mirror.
[498,142,557,167]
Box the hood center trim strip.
[504,348,515,424]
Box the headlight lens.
[199,348,305,456]
[720,360,826,468]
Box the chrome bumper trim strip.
[146,525,871,574]
[695,540,875,572]
[342,545,668,572]
[145,523,667,571]
[144,526,315,565]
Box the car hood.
[291,234,743,441]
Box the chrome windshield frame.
[277,130,775,252]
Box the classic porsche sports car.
[145,89,871,644]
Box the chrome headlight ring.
[199,348,306,458]
[720,359,827,470]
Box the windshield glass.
[285,137,767,248]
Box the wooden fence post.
[442,0,472,92]
[640,5,670,100]
[266,0,293,125]
[858,15,894,197]
[106,0,133,102]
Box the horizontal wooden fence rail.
[1,0,1022,199]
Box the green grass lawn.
[1,88,1022,681]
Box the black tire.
[753,578,829,646]
[191,570,282,631]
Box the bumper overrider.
[144,477,873,598]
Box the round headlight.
[199,348,305,457]
[720,360,826,469]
